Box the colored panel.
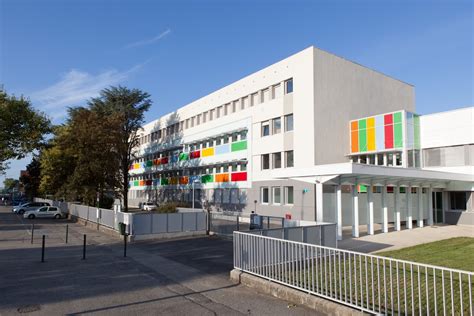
[384,114,393,125]
[231,172,247,182]
[201,147,215,157]
[393,111,402,123]
[414,114,420,149]
[153,159,160,165]
[179,153,189,161]
[170,155,178,163]
[394,123,403,148]
[169,177,178,185]
[231,140,247,152]
[350,121,358,131]
[145,180,152,186]
[350,130,359,153]
[134,163,140,169]
[153,179,160,186]
[367,127,375,151]
[134,180,139,186]
[375,115,385,150]
[146,160,152,167]
[358,128,367,152]
[201,174,213,184]
[189,175,199,183]
[179,176,189,185]
[190,150,201,159]
[367,117,375,128]
[358,185,367,193]
[358,118,367,129]
[215,144,230,155]
[161,157,169,164]
[139,180,145,186]
[215,173,229,182]
[384,124,393,149]
[160,178,169,185]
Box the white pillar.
[407,185,413,229]
[428,186,433,226]
[383,153,388,166]
[394,185,401,231]
[367,184,374,235]
[418,186,424,227]
[336,185,342,241]
[352,183,359,237]
[382,185,388,233]
[316,182,323,222]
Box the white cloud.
[31,63,145,122]
[125,28,171,49]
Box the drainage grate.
[17,305,41,313]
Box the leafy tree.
[0,89,51,173]
[20,156,42,200]
[88,86,151,211]
[3,178,19,192]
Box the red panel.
[384,113,393,125]
[145,180,152,186]
[384,124,393,149]
[231,172,247,182]
[161,157,169,164]
[190,151,201,159]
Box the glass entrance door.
[432,191,443,223]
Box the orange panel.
[215,173,229,182]
[351,130,359,153]
[350,121,358,131]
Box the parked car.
[142,202,157,211]
[23,206,63,219]
[12,202,51,215]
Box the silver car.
[23,206,63,219]
[12,202,51,215]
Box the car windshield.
[21,203,31,207]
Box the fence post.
[166,213,169,233]
[123,234,127,257]
[82,234,86,260]
[31,224,34,244]
[236,216,240,231]
[181,213,184,232]
[195,212,198,231]
[41,235,45,262]
[65,224,68,244]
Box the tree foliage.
[0,90,51,173]
[3,178,19,192]
[20,156,41,200]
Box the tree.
[0,89,51,173]
[20,156,42,200]
[88,86,151,211]
[3,178,19,192]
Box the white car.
[23,206,63,219]
[142,202,157,211]
[13,202,51,214]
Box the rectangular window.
[223,135,229,144]
[273,152,282,169]
[450,192,467,210]
[232,101,238,113]
[203,112,207,123]
[251,93,259,106]
[242,96,248,109]
[262,154,270,170]
[261,121,270,137]
[285,186,294,204]
[272,187,281,204]
[285,78,293,94]
[209,109,214,121]
[240,130,247,140]
[285,114,294,132]
[196,114,201,125]
[224,103,230,116]
[231,164,238,172]
[262,88,269,103]
[191,117,195,127]
[240,163,247,171]
[232,133,238,142]
[216,138,222,146]
[217,106,222,118]
[261,187,269,204]
[272,117,281,134]
[272,83,281,99]
[285,150,294,168]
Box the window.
[240,130,247,140]
[272,187,281,204]
[224,103,230,116]
[285,78,293,94]
[285,150,294,167]
[261,121,270,137]
[203,112,207,123]
[242,96,248,109]
[217,106,222,118]
[185,119,189,129]
[262,89,270,103]
[273,152,282,169]
[196,114,201,125]
[450,192,467,210]
[272,84,281,99]
[261,187,269,204]
[284,114,293,132]
[272,117,281,134]
[191,117,195,127]
[209,109,214,121]
[231,164,238,172]
[232,133,238,142]
[232,100,238,113]
[251,93,259,106]
[285,186,294,204]
[262,154,270,170]
[216,138,222,146]
[240,162,247,171]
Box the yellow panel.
[367,117,375,128]
[134,163,140,169]
[201,147,215,157]
[367,127,376,151]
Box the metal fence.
[209,213,284,236]
[233,231,473,315]
[131,212,206,235]
[245,223,337,248]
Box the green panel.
[393,111,402,123]
[160,178,169,185]
[358,185,367,193]
[394,123,403,148]
[146,160,153,167]
[179,153,189,161]
[358,118,367,129]
[231,140,247,152]
[358,128,367,152]
[414,115,420,149]
[133,180,139,186]
[201,174,214,184]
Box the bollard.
[82,234,86,260]
[65,225,69,244]
[123,234,127,258]
[41,235,45,262]
[31,224,35,244]
[236,216,240,231]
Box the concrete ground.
[338,222,474,253]
[0,205,318,315]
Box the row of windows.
[351,152,403,167]
[262,151,293,170]
[138,79,294,145]
[261,114,293,137]
[261,186,294,205]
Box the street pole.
[192,181,195,209]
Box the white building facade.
[128,46,474,239]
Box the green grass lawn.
[377,237,474,272]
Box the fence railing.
[233,231,473,315]
[131,212,206,235]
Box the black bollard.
[31,224,35,244]
[41,235,45,262]
[65,225,69,244]
[82,234,86,260]
[123,234,127,258]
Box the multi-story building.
[128,46,473,239]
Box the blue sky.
[1,0,472,185]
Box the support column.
[336,185,342,241]
[382,185,388,233]
[394,185,401,231]
[315,182,324,222]
[352,183,359,238]
[428,186,433,226]
[407,185,413,229]
[418,186,424,228]
[367,184,374,235]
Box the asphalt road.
[0,205,317,315]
